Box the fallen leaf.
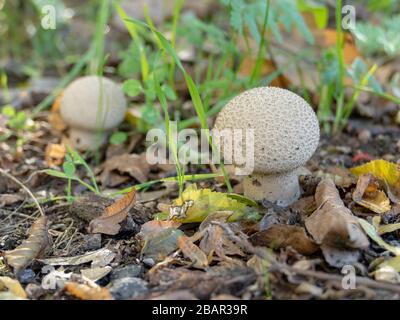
[358,218,400,256]
[64,282,113,300]
[178,235,208,269]
[238,58,290,87]
[305,178,369,267]
[352,174,391,214]
[88,189,136,235]
[4,216,49,274]
[373,265,400,284]
[0,194,24,206]
[378,223,400,235]
[314,166,357,188]
[156,184,256,223]
[39,248,116,267]
[0,276,27,299]
[249,224,319,256]
[45,143,66,167]
[81,266,112,282]
[139,220,182,241]
[350,160,400,204]
[319,29,359,65]
[306,178,369,249]
[141,228,184,262]
[320,245,360,268]
[99,153,150,187]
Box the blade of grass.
[333,0,345,133]
[115,3,149,82]
[112,173,223,196]
[250,0,270,84]
[169,0,186,89]
[126,18,233,192]
[153,58,185,196]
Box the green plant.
[352,15,400,57]
[44,147,100,201]
[126,15,233,192]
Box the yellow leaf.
[0,276,27,299]
[159,184,257,223]
[350,160,400,189]
[358,218,400,256]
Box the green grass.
[125,17,233,192]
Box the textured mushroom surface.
[60,75,126,131]
[213,87,320,173]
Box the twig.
[0,168,45,217]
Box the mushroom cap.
[60,75,127,132]
[213,87,320,173]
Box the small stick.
[0,168,45,217]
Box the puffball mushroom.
[60,75,127,151]
[213,87,320,206]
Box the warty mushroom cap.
[213,86,320,174]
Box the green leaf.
[63,159,76,177]
[161,84,177,101]
[1,105,15,117]
[110,131,128,145]
[122,79,143,97]
[297,0,328,30]
[44,169,71,179]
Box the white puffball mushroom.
[213,87,320,206]
[60,75,127,151]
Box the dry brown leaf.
[45,143,66,167]
[0,276,27,299]
[64,282,113,300]
[139,220,182,241]
[305,178,369,266]
[88,189,136,235]
[238,58,290,88]
[99,153,150,187]
[249,224,319,255]
[3,216,49,274]
[177,235,208,269]
[0,194,24,206]
[319,29,359,65]
[352,173,391,214]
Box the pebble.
[120,215,139,234]
[358,129,371,144]
[142,258,155,267]
[18,269,36,284]
[110,265,143,280]
[25,283,45,300]
[109,277,148,300]
[82,234,102,251]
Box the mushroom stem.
[243,170,300,206]
[69,128,107,151]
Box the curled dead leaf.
[3,216,49,274]
[249,224,319,256]
[88,189,136,235]
[177,235,208,270]
[64,282,113,300]
[305,178,369,267]
[352,173,391,214]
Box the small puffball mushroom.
[60,75,127,151]
[213,87,320,206]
